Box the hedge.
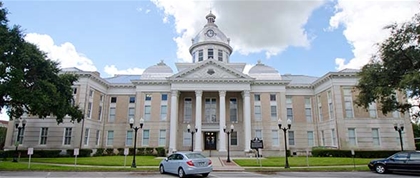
[312,149,399,158]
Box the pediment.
[169,59,253,81]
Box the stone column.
[219,90,227,152]
[194,90,203,152]
[243,90,251,152]
[169,90,179,153]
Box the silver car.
[159,152,213,177]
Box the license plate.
[198,162,205,166]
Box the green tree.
[355,13,420,122]
[0,2,83,124]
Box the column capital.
[195,90,203,97]
[171,90,179,97]
[219,90,226,97]
[242,90,250,98]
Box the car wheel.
[159,165,165,174]
[178,168,185,178]
[202,173,209,177]
[375,164,386,174]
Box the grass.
[233,157,373,167]
[0,156,374,172]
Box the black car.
[368,151,420,174]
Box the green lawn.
[6,156,162,166]
[234,157,373,167]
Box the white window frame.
[372,128,381,146]
[348,128,357,146]
[63,127,72,145]
[307,131,314,147]
[107,130,114,146]
[126,130,133,146]
[230,98,238,123]
[142,129,150,146]
[39,127,48,145]
[159,129,166,146]
[272,130,279,146]
[84,128,90,146]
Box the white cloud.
[330,0,419,70]
[152,0,325,61]
[104,65,145,77]
[24,33,97,72]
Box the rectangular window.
[110,97,117,103]
[331,129,336,146]
[89,89,93,97]
[318,95,323,121]
[183,131,192,146]
[145,94,152,101]
[98,106,102,121]
[343,88,354,118]
[96,130,100,146]
[107,130,114,146]
[40,127,48,145]
[142,130,150,146]
[129,96,136,103]
[84,128,90,146]
[254,105,261,121]
[126,130,133,146]
[73,88,77,94]
[218,49,223,61]
[307,131,314,147]
[161,94,168,101]
[321,130,325,146]
[348,128,356,146]
[270,94,276,101]
[372,128,380,146]
[254,94,260,101]
[288,131,295,145]
[192,51,196,63]
[229,98,238,122]
[198,49,203,61]
[204,98,217,123]
[369,103,377,118]
[272,130,279,146]
[208,48,214,59]
[100,95,103,102]
[64,128,72,145]
[87,102,92,118]
[255,129,262,139]
[305,97,312,123]
[271,105,277,121]
[159,129,166,146]
[184,98,192,123]
[109,107,116,122]
[328,91,334,120]
[286,96,292,104]
[128,107,135,121]
[160,105,167,121]
[231,131,238,145]
[144,105,151,121]
[287,108,293,121]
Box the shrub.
[93,148,105,156]
[66,149,92,157]
[156,147,166,157]
[105,148,115,156]
[312,149,399,158]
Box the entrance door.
[204,132,217,150]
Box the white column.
[169,90,179,153]
[243,90,251,152]
[194,90,203,152]
[219,90,227,152]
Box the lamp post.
[129,117,144,168]
[224,124,234,163]
[187,124,197,152]
[394,122,404,151]
[278,118,292,168]
[13,118,27,162]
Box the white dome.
[248,61,282,80]
[192,12,230,46]
[141,61,173,79]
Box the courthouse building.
[5,12,416,156]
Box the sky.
[1,0,419,121]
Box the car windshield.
[389,152,408,160]
[185,153,206,159]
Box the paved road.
[0,171,419,178]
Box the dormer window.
[208,49,214,59]
[218,50,223,61]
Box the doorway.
[204,132,217,150]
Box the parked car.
[368,151,420,174]
[159,152,212,177]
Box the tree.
[355,13,420,123]
[0,2,83,124]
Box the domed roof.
[141,60,173,79]
[248,61,282,80]
[192,12,230,45]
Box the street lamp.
[224,124,234,163]
[187,124,197,152]
[278,118,292,168]
[13,118,27,162]
[129,117,144,168]
[394,122,404,151]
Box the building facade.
[4,13,416,156]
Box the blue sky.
[0,1,419,120]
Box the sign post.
[27,148,33,169]
[74,148,79,167]
[250,137,264,167]
[124,148,129,168]
[306,148,310,167]
[351,149,355,171]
